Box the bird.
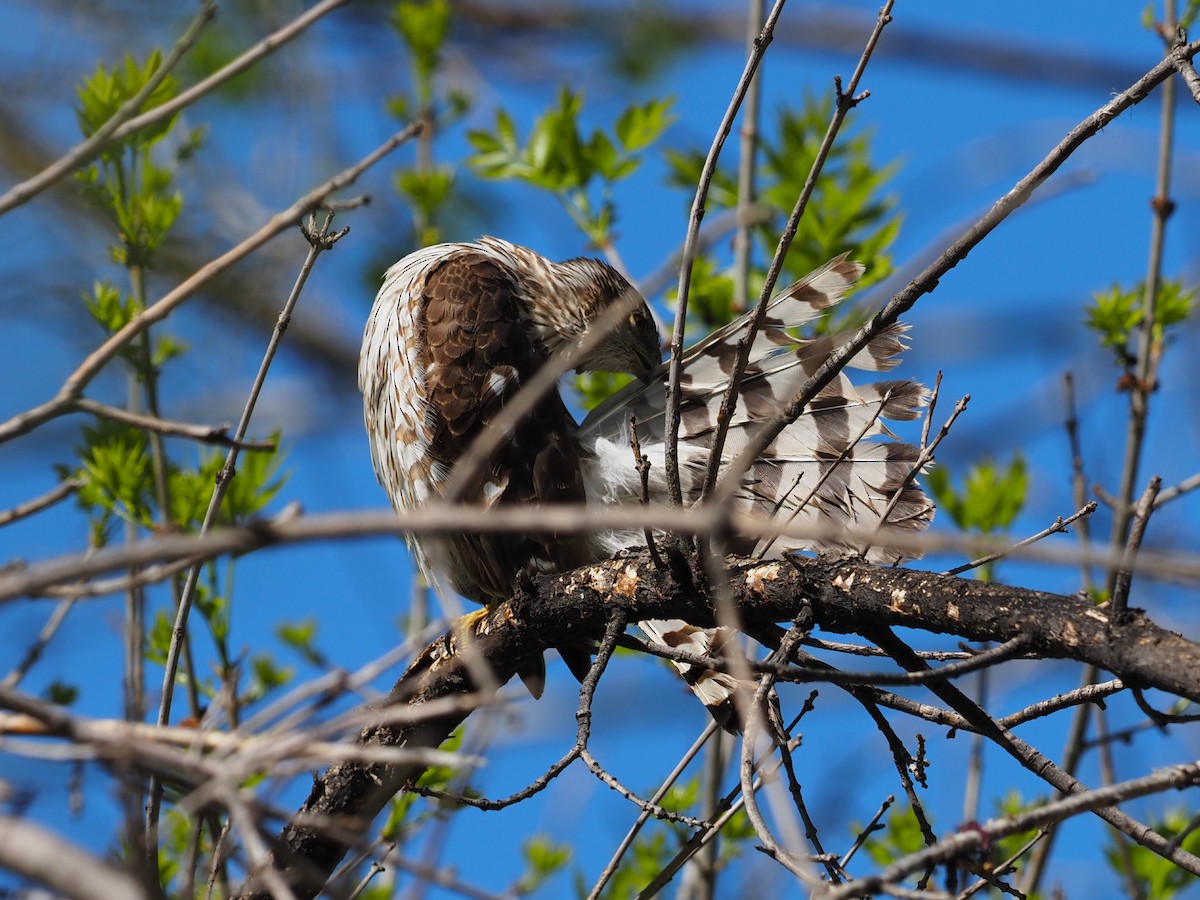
[359,236,932,731]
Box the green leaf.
[615,97,676,152]
[992,791,1044,868]
[663,148,738,208]
[1107,809,1200,899]
[75,50,179,152]
[391,0,452,103]
[857,804,928,867]
[671,254,736,330]
[395,166,455,219]
[589,130,622,181]
[1085,283,1141,354]
[1184,0,1200,28]
[574,371,635,412]
[83,280,139,334]
[44,681,79,706]
[248,653,293,697]
[277,618,326,668]
[196,582,229,645]
[71,421,154,533]
[217,434,288,523]
[659,777,699,814]
[514,835,572,894]
[1085,279,1193,367]
[927,454,1028,536]
[468,88,674,244]
[147,609,174,665]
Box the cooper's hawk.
[359,237,931,730]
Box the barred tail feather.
[581,255,934,562]
[637,619,751,734]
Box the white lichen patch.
[1062,619,1080,647]
[587,566,615,594]
[947,600,960,620]
[833,571,856,592]
[745,563,782,594]
[612,565,640,598]
[887,588,912,613]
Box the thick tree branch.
[235,550,1200,898]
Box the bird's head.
[531,256,662,382]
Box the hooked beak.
[635,344,661,383]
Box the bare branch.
[1175,56,1200,101]
[0,122,422,447]
[9,504,1200,605]
[824,759,1200,900]
[586,723,719,899]
[0,815,149,900]
[943,501,1098,577]
[0,1,217,216]
[0,479,80,529]
[71,398,275,450]
[868,629,1200,879]
[1111,476,1162,615]
[713,37,1200,508]
[699,0,895,502]
[1155,469,1200,507]
[664,0,788,506]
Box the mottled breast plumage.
[359,238,651,606]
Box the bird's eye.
[628,310,643,328]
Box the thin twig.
[0,2,217,216]
[767,696,841,883]
[1062,371,1097,592]
[732,0,766,314]
[739,619,818,882]
[1110,476,1162,616]
[71,398,276,450]
[0,127,418,446]
[636,205,773,301]
[624,631,1033,687]
[1154,469,1200,507]
[628,415,665,568]
[713,36,1200,512]
[0,815,149,900]
[959,830,1046,899]
[920,370,942,451]
[1175,55,1200,101]
[859,392,967,558]
[840,795,894,870]
[587,723,720,900]
[869,627,1200,879]
[0,0,350,216]
[0,479,80,528]
[824,759,1200,900]
[637,716,813,898]
[1105,20,1179,597]
[698,0,895,502]
[665,0,788,506]
[3,597,79,688]
[943,501,1098,577]
[147,210,351,854]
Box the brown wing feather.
[421,254,592,604]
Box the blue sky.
[2,2,1200,897]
